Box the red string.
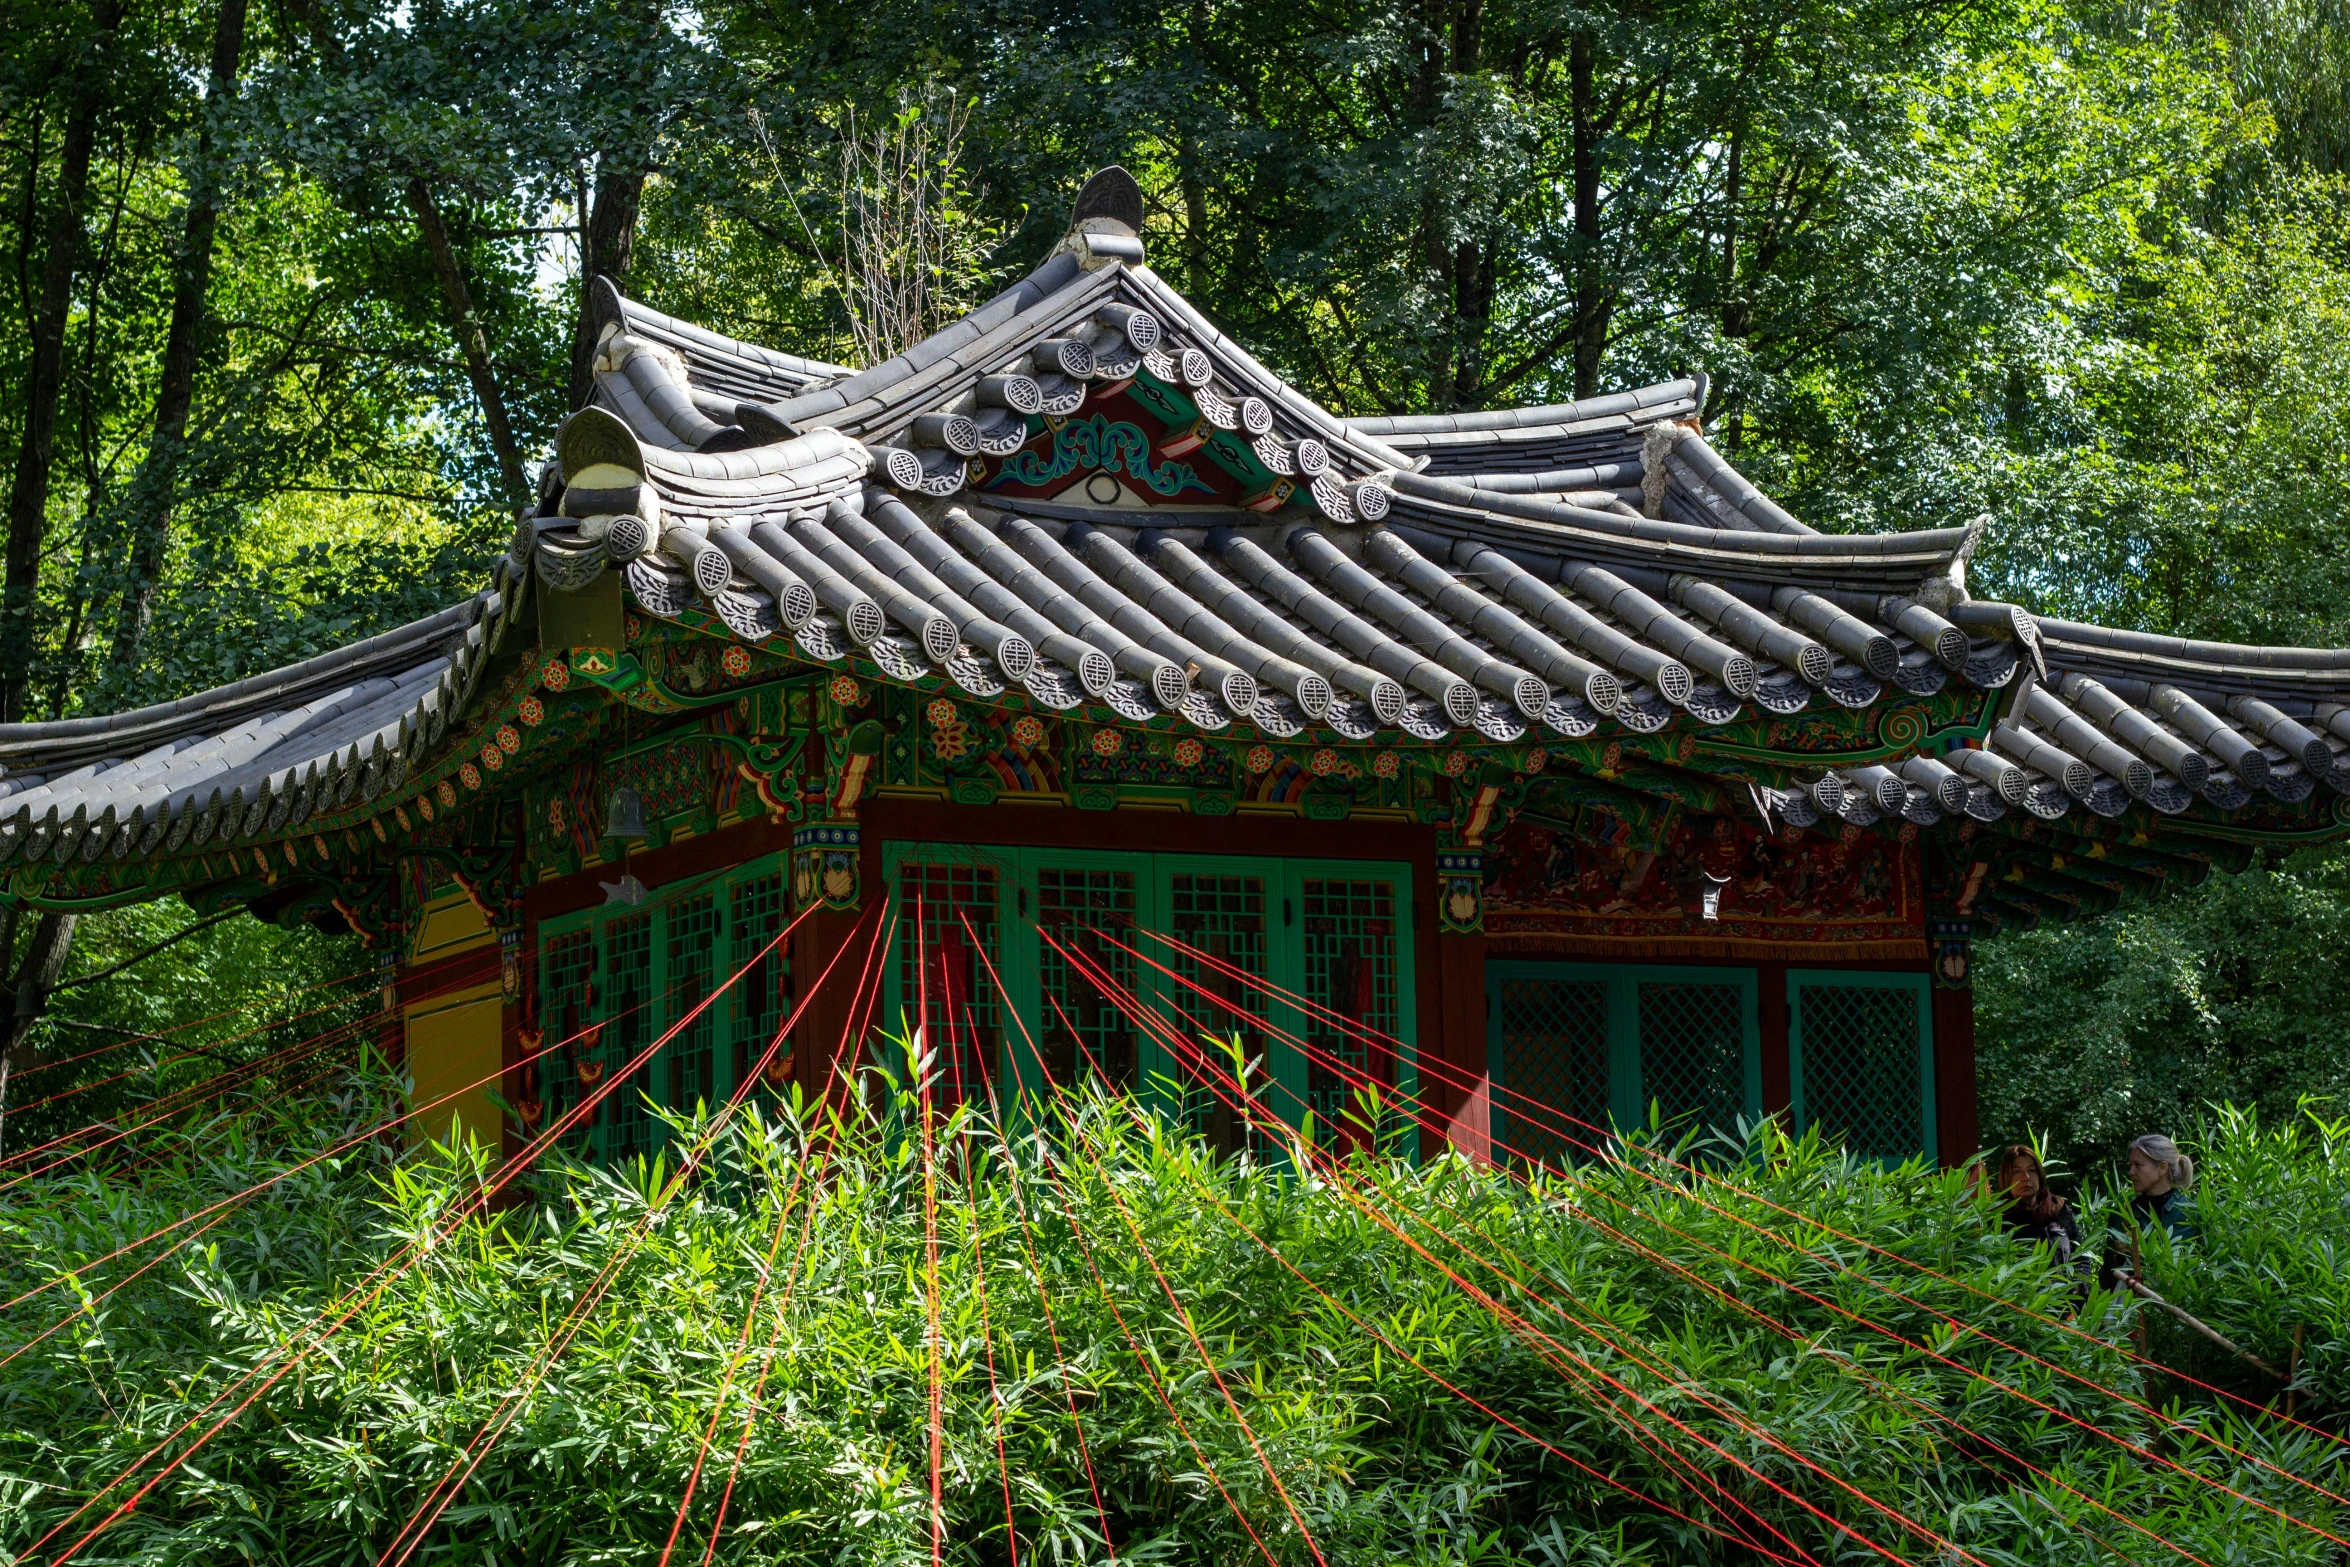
[1133,925,2350,1528]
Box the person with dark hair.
[1993,1144,2083,1263]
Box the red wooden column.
[1929,920,1980,1165]
[792,823,876,1108]
[1428,849,1490,1162]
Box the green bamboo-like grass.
[2,1049,2345,1566]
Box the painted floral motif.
[1372,750,1400,779]
[1523,747,1548,774]
[1090,728,1125,757]
[416,798,434,822]
[480,745,503,772]
[926,698,960,728]
[436,780,457,808]
[518,695,545,727]
[1442,751,1470,777]
[460,763,482,791]
[1309,748,1342,776]
[828,675,864,706]
[1011,715,1046,750]
[624,612,643,644]
[995,413,1214,498]
[931,719,971,762]
[540,659,571,692]
[497,725,521,754]
[1173,737,1204,768]
[548,798,566,833]
[721,645,752,677]
[1246,745,1275,774]
[395,806,412,832]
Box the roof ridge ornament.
[1054,166,1146,271]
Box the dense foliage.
[3,1074,2346,1565]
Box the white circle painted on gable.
[1085,473,1123,505]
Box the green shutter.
[1789,971,1934,1163]
[1490,975,1607,1167]
[1486,963,1762,1161]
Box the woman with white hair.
[2125,1133,2197,1241]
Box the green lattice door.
[1165,871,1273,1156]
[894,860,1003,1110]
[1789,972,1934,1163]
[881,843,1415,1149]
[534,852,793,1167]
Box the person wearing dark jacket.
[2124,1132,2196,1239]
[1992,1144,2084,1263]
[2104,1131,2197,1288]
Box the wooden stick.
[2287,1324,2305,1418]
[2127,1280,2284,1380]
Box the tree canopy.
[3,0,2348,1157]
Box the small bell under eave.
[604,786,647,840]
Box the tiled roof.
[2,167,2347,880]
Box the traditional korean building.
[5,169,2347,1168]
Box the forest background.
[2,0,2347,1175]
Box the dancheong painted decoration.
[5,168,2349,1170]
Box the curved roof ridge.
[0,594,487,769]
[1346,380,1699,438]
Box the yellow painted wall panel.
[412,890,492,962]
[406,984,504,1149]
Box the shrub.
[0,1071,2344,1565]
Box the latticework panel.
[1495,978,1609,1167]
[539,929,596,1152]
[897,863,1000,1107]
[1302,879,1400,1139]
[1637,981,1745,1137]
[664,894,720,1122]
[729,871,788,1090]
[1167,874,1271,1150]
[1038,867,1139,1091]
[1798,985,1923,1159]
[602,911,655,1164]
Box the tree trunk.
[109,0,250,674]
[1569,29,1611,400]
[2,0,123,724]
[405,176,530,506]
[0,910,78,1158]
[567,166,645,411]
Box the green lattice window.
[1486,963,1759,1159]
[664,894,721,1125]
[1639,980,1747,1135]
[1038,866,1139,1091]
[535,852,792,1168]
[880,844,1416,1152]
[602,911,656,1165]
[1790,972,1933,1163]
[539,929,597,1152]
[1302,879,1400,1141]
[1493,976,1608,1167]
[897,862,1002,1107]
[1166,873,1271,1153]
[729,871,788,1089]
